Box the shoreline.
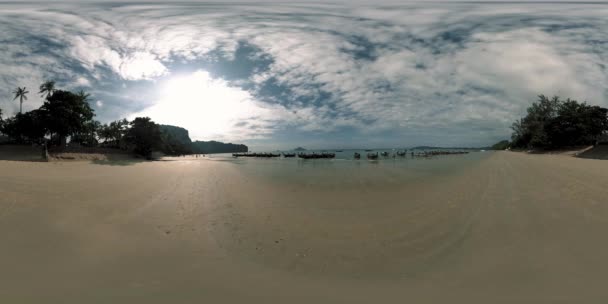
[3,143,608,164]
[2,151,608,302]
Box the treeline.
[0,81,249,159]
[0,82,182,159]
[493,95,608,150]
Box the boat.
[353,152,361,159]
[297,152,336,159]
[381,151,390,157]
[233,152,280,158]
[282,153,296,158]
[367,152,379,160]
[411,150,469,157]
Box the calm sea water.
[207,149,492,188]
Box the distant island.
[159,125,248,154]
[293,147,307,151]
[192,141,247,154]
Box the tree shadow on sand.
[90,159,146,166]
[89,153,147,166]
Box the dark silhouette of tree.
[125,117,163,159]
[76,90,91,102]
[12,87,29,114]
[99,119,129,148]
[39,81,56,99]
[491,140,510,150]
[1,111,46,143]
[39,90,95,146]
[546,100,608,147]
[71,120,101,147]
[0,108,6,137]
[511,95,608,149]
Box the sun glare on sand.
[133,70,268,140]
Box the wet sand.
[1,151,608,303]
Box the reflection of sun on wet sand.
[2,151,608,303]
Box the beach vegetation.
[124,117,163,159]
[491,140,510,150]
[39,81,56,98]
[511,95,608,149]
[40,90,96,146]
[75,89,90,102]
[12,87,29,114]
[99,119,129,148]
[2,81,248,158]
[1,111,47,143]
[71,120,101,147]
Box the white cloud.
[0,2,607,146]
[130,70,292,141]
[76,77,91,87]
[118,52,168,80]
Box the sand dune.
[1,152,608,303]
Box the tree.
[39,90,95,146]
[546,100,608,147]
[1,111,46,143]
[511,95,608,149]
[12,87,29,114]
[0,108,3,132]
[491,140,510,150]
[71,120,101,147]
[125,117,163,159]
[76,90,90,102]
[99,119,129,148]
[39,81,56,99]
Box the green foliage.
[125,117,163,159]
[39,81,56,98]
[99,119,129,148]
[12,86,29,113]
[1,111,47,143]
[4,81,248,158]
[511,95,608,149]
[491,140,510,150]
[40,90,95,142]
[75,90,90,102]
[71,120,101,147]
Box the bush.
[125,117,163,159]
[511,95,608,149]
[491,140,510,150]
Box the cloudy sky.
[1,1,607,150]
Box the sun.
[134,70,259,140]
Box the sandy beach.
[1,151,608,303]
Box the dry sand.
[1,151,608,303]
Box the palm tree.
[39,81,56,99]
[76,90,90,102]
[12,87,29,114]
